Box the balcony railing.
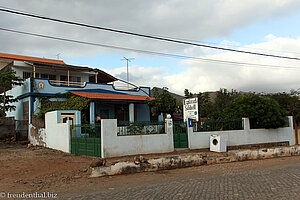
[113,84,139,91]
[47,79,142,91]
[49,80,85,87]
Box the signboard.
[183,97,198,121]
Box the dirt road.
[1,142,299,199]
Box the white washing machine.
[210,134,227,152]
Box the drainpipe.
[29,96,32,124]
[23,62,35,125]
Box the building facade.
[0,53,153,126]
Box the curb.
[90,145,300,178]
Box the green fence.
[194,119,243,132]
[70,124,101,157]
[173,121,188,148]
[117,121,165,136]
[71,124,101,138]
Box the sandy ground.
[0,142,206,195]
[0,142,93,194]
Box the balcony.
[49,80,85,87]
[33,78,150,97]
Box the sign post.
[183,97,198,121]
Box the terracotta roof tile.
[70,91,154,101]
[0,52,66,65]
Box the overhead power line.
[1,6,298,57]
[1,7,300,61]
[0,27,299,71]
[167,37,300,56]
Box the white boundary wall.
[45,111,71,153]
[101,118,174,158]
[188,117,295,150]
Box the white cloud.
[170,36,300,94]
[110,36,300,95]
[1,1,300,95]
[0,0,300,58]
[108,65,168,88]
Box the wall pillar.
[187,118,193,149]
[90,101,95,124]
[165,114,174,151]
[129,103,134,122]
[288,116,296,145]
[243,118,250,133]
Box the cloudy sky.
[1,0,300,95]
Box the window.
[70,76,81,82]
[49,74,56,80]
[41,73,56,80]
[23,72,41,79]
[74,76,81,82]
[60,75,67,81]
[23,72,31,79]
[60,75,81,82]
[41,74,48,79]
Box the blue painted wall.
[136,104,150,122]
[32,78,151,97]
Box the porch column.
[90,101,95,124]
[67,70,70,86]
[33,65,36,78]
[129,103,134,122]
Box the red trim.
[0,52,66,65]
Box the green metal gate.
[173,121,188,148]
[70,124,101,157]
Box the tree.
[184,89,193,98]
[208,88,240,119]
[224,93,287,128]
[183,89,214,118]
[267,93,300,124]
[0,70,23,116]
[196,92,213,118]
[147,87,177,120]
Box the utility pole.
[121,57,134,88]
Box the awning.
[70,91,154,101]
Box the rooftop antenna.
[121,57,135,88]
[56,53,61,60]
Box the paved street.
[64,156,300,200]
